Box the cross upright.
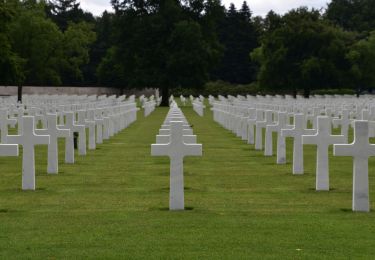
[35,114,70,174]
[255,110,273,150]
[334,120,375,212]
[281,114,316,174]
[7,116,50,190]
[302,116,346,191]
[265,111,293,164]
[151,121,202,211]
[0,109,17,143]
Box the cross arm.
[151,144,170,157]
[183,143,202,157]
[0,144,19,156]
[302,135,318,145]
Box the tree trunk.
[292,89,297,99]
[160,86,170,107]
[303,89,310,98]
[356,87,360,98]
[17,85,23,103]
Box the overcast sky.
[79,0,330,17]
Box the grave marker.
[7,116,50,190]
[151,121,202,210]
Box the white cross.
[332,109,351,143]
[94,109,104,144]
[255,110,273,150]
[0,109,17,143]
[302,116,346,191]
[265,111,293,164]
[82,110,96,150]
[59,112,85,163]
[35,114,70,174]
[281,114,315,174]
[247,109,262,145]
[7,116,50,190]
[334,120,375,212]
[151,121,202,210]
[73,111,88,155]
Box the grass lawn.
[1,105,375,259]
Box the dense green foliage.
[251,8,355,96]
[1,0,375,98]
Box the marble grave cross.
[35,114,70,174]
[59,112,85,163]
[7,116,50,190]
[281,114,316,174]
[265,111,293,164]
[255,110,273,150]
[302,116,346,191]
[332,109,351,143]
[0,109,17,143]
[334,120,375,212]
[151,121,202,211]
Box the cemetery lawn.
[1,106,375,259]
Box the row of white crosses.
[0,95,139,190]
[210,94,375,212]
[192,98,205,117]
[151,101,202,211]
[142,100,156,117]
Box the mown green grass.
[0,106,375,259]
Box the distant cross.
[83,110,96,149]
[265,111,293,164]
[7,116,50,190]
[247,109,262,145]
[151,121,202,210]
[16,107,25,134]
[334,120,375,212]
[332,109,351,143]
[0,109,17,143]
[302,116,346,191]
[240,108,255,142]
[35,114,70,174]
[255,110,273,150]
[281,114,315,174]
[59,112,85,163]
[94,109,104,144]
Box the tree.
[251,8,353,97]
[47,0,95,31]
[346,32,375,94]
[8,0,63,101]
[84,11,114,85]
[212,1,259,84]
[99,0,222,105]
[0,0,24,87]
[60,21,96,85]
[326,0,375,33]
[6,0,96,100]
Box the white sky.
[79,0,330,17]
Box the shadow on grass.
[158,207,194,211]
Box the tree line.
[1,0,375,103]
